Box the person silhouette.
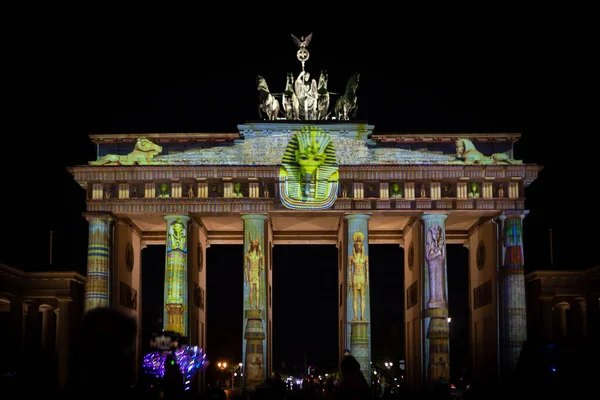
[72,307,138,398]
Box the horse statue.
[282,72,299,120]
[316,70,330,120]
[294,70,318,120]
[334,73,359,120]
[257,75,280,120]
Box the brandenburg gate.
[69,32,540,392]
[70,121,540,391]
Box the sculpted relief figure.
[468,182,480,198]
[426,225,447,309]
[282,72,300,120]
[295,70,318,120]
[233,182,244,198]
[316,70,330,120]
[90,137,165,166]
[390,182,403,198]
[257,75,280,120]
[454,138,522,165]
[334,73,359,120]
[348,231,369,322]
[245,234,263,310]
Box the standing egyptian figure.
[348,232,369,321]
[245,234,263,310]
[425,225,447,309]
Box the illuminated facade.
[68,121,542,391]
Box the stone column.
[421,213,450,384]
[539,297,554,341]
[23,301,41,349]
[55,297,72,390]
[573,297,587,337]
[40,304,55,350]
[344,213,372,378]
[163,215,190,336]
[498,211,528,378]
[8,297,23,362]
[554,302,570,337]
[84,213,113,311]
[241,214,268,392]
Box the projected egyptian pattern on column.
[84,215,112,311]
[501,213,527,375]
[242,214,268,390]
[163,215,189,335]
[345,214,371,377]
[422,214,450,383]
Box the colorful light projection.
[422,214,450,383]
[279,125,339,210]
[345,214,372,377]
[142,346,207,391]
[241,214,268,391]
[163,215,190,335]
[500,213,527,374]
[84,215,112,312]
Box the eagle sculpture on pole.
[291,33,313,71]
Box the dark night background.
[1,15,597,379]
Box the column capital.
[572,297,587,309]
[421,213,448,223]
[501,210,529,220]
[83,212,114,223]
[344,213,371,222]
[56,297,73,303]
[39,304,54,312]
[539,296,554,304]
[554,301,570,310]
[241,214,269,222]
[163,214,190,223]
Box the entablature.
[70,164,540,186]
[85,197,525,213]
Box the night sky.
[2,18,597,378]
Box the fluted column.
[55,297,72,390]
[163,215,190,336]
[421,213,449,384]
[344,213,372,378]
[40,304,55,350]
[498,211,528,377]
[241,214,268,391]
[84,213,113,311]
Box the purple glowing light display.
[143,345,207,390]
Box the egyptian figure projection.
[426,225,447,309]
[241,216,268,391]
[245,233,264,310]
[279,126,339,209]
[165,217,188,334]
[348,231,369,322]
